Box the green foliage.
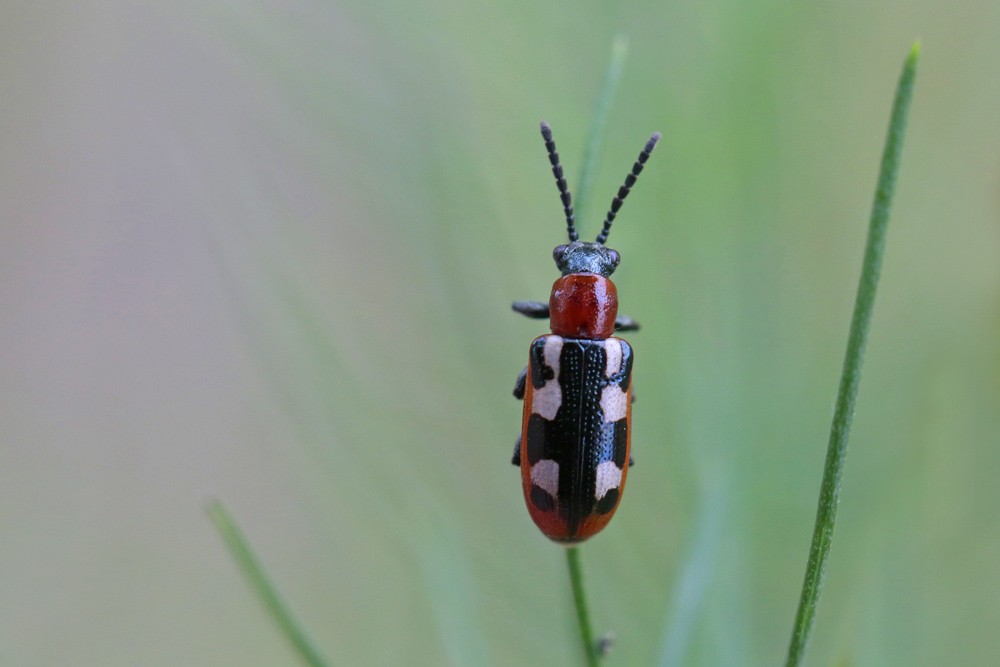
[566,547,600,667]
[207,500,331,667]
[12,2,1000,666]
[784,42,920,667]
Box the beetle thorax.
[549,273,618,339]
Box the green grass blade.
[565,546,600,667]
[658,475,727,667]
[783,42,920,667]
[206,499,332,667]
[573,34,629,227]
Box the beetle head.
[552,241,620,277]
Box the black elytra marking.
[525,414,548,466]
[611,424,629,468]
[522,336,633,533]
[530,485,556,512]
[595,487,619,515]
[528,338,554,390]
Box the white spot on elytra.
[542,336,563,370]
[531,337,563,420]
[531,459,560,498]
[594,461,622,500]
[604,339,623,377]
[601,385,628,422]
[600,339,628,422]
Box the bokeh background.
[2,2,998,666]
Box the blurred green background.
[2,1,998,666]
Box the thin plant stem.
[206,499,332,667]
[574,34,629,227]
[566,546,600,667]
[784,42,919,667]
[558,37,632,667]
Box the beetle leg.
[614,314,640,331]
[513,366,527,400]
[511,435,521,466]
[512,300,550,319]
[629,456,635,467]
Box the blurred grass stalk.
[784,42,920,667]
[573,34,629,226]
[206,499,331,667]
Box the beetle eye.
[608,249,621,266]
[552,244,569,262]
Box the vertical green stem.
[566,546,600,667]
[784,42,919,667]
[558,36,632,667]
[207,499,332,667]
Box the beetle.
[511,121,661,543]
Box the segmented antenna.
[595,132,661,245]
[540,122,578,242]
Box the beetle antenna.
[540,122,578,242]
[595,132,661,245]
